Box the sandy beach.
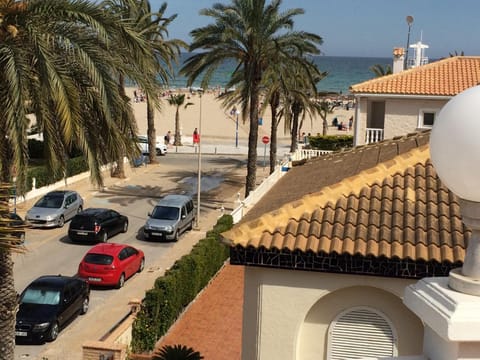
[127,87,354,146]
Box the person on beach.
[164,131,171,146]
[348,116,354,131]
[193,128,200,151]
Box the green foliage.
[308,135,354,151]
[131,215,233,353]
[153,344,204,360]
[25,156,89,192]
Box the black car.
[68,208,128,243]
[15,275,90,343]
[1,212,26,244]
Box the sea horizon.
[166,53,393,95]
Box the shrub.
[131,215,233,353]
[309,135,353,151]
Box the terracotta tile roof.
[222,133,469,265]
[350,56,480,96]
[154,264,244,360]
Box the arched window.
[327,307,397,359]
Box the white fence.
[365,128,384,144]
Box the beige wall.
[241,267,423,360]
[354,96,447,145]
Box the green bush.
[131,215,233,353]
[308,135,353,151]
[25,156,89,192]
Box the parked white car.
[136,135,167,156]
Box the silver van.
[143,194,195,241]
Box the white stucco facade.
[242,267,424,360]
[354,96,449,146]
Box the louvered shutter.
[327,307,397,359]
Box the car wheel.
[101,231,108,243]
[77,206,83,214]
[116,273,125,289]
[80,297,89,315]
[57,216,65,228]
[47,322,59,342]
[138,258,145,273]
[188,219,194,231]
[122,221,128,233]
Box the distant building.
[350,56,480,145]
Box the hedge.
[25,156,89,192]
[308,135,353,151]
[131,215,233,353]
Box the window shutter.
[328,308,396,359]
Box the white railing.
[231,162,288,223]
[290,148,332,161]
[365,128,384,144]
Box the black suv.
[15,275,90,343]
[68,208,128,243]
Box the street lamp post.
[430,85,480,296]
[235,109,240,148]
[404,15,414,70]
[195,91,203,229]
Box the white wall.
[242,267,423,360]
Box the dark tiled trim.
[230,246,461,279]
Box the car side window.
[118,249,128,261]
[181,206,186,217]
[187,201,193,213]
[108,210,118,219]
[126,247,138,257]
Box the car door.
[59,282,77,326]
[109,210,123,235]
[120,247,137,278]
[102,210,119,236]
[180,205,188,232]
[64,194,76,221]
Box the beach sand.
[128,87,354,145]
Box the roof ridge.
[221,145,430,246]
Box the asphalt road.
[13,153,246,360]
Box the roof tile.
[350,56,480,96]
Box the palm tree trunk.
[245,77,261,197]
[0,249,16,359]
[290,103,301,152]
[147,99,157,164]
[174,107,182,145]
[113,74,127,178]
[269,93,280,174]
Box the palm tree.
[181,0,322,196]
[0,0,151,354]
[370,64,392,77]
[167,94,194,146]
[102,0,185,168]
[317,100,340,136]
[124,1,186,164]
[0,183,26,360]
[153,344,204,360]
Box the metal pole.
[235,110,239,148]
[263,143,267,168]
[195,92,202,229]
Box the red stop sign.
[262,136,270,144]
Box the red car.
[77,243,145,288]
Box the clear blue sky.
[149,0,480,59]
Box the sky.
[149,0,480,59]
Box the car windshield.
[84,253,114,265]
[34,195,64,209]
[151,206,179,220]
[21,288,60,305]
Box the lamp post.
[195,90,203,229]
[235,109,240,148]
[404,15,414,70]
[430,85,480,296]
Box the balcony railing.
[365,128,384,144]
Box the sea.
[165,53,392,95]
